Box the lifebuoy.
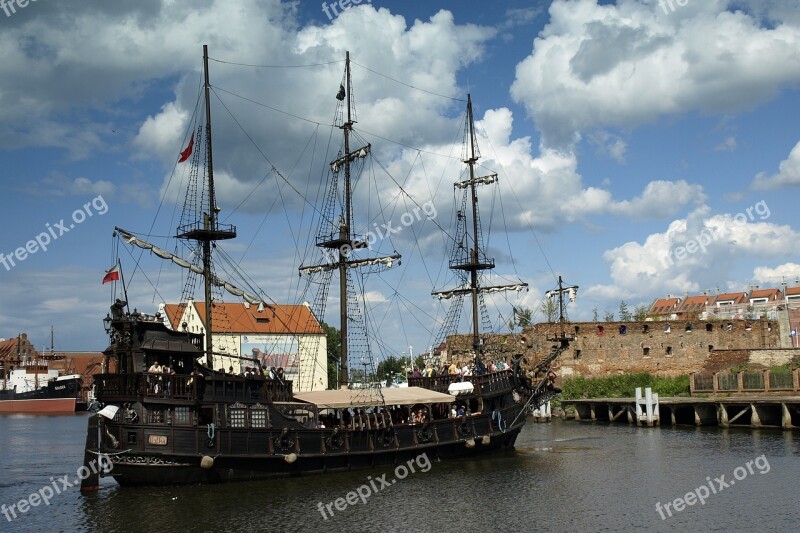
[326,429,345,450]
[381,427,395,447]
[416,423,433,443]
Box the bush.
[560,372,690,399]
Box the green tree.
[603,310,615,322]
[539,299,557,323]
[592,307,599,322]
[619,300,632,321]
[321,322,341,389]
[634,305,648,321]
[376,355,406,381]
[509,306,534,330]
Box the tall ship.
[0,333,85,414]
[81,47,568,488]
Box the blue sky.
[1,0,799,356]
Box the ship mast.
[299,51,399,388]
[433,94,528,360]
[176,45,237,371]
[339,51,353,388]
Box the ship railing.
[195,375,293,403]
[690,368,800,395]
[94,372,294,404]
[408,369,514,396]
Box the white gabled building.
[160,300,328,392]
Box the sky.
[1,0,799,358]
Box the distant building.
[162,299,327,392]
[648,296,681,320]
[0,333,37,361]
[786,286,800,305]
[748,288,783,305]
[676,294,713,320]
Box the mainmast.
[339,51,353,388]
[299,51,399,388]
[176,45,237,370]
[433,94,527,359]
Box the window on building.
[619,325,627,335]
[643,324,650,334]
[666,346,673,355]
[643,347,650,356]
[685,323,693,332]
[574,349,582,360]
[706,323,713,332]
[663,324,671,333]
[597,325,605,335]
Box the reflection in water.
[0,414,798,532]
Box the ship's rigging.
[115,50,565,389]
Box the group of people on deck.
[146,361,175,395]
[410,358,511,379]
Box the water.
[0,414,797,532]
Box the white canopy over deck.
[294,386,455,409]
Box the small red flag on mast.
[102,264,120,284]
[178,132,194,163]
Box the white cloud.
[752,140,800,189]
[510,0,800,149]
[715,136,737,151]
[752,263,800,284]
[599,204,800,299]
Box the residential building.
[162,300,327,392]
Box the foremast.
[176,44,236,371]
[433,95,527,359]
[298,51,399,388]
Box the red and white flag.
[102,264,120,284]
[178,132,194,163]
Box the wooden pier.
[562,395,800,430]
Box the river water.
[0,413,797,532]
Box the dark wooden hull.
[87,367,537,486]
[97,401,526,486]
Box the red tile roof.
[677,295,711,313]
[713,292,747,304]
[648,297,680,315]
[165,302,324,335]
[786,287,800,296]
[749,288,782,301]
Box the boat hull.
[0,376,84,414]
[0,397,78,414]
[105,425,522,486]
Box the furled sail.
[115,227,270,308]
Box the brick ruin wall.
[443,319,798,379]
[522,320,794,378]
